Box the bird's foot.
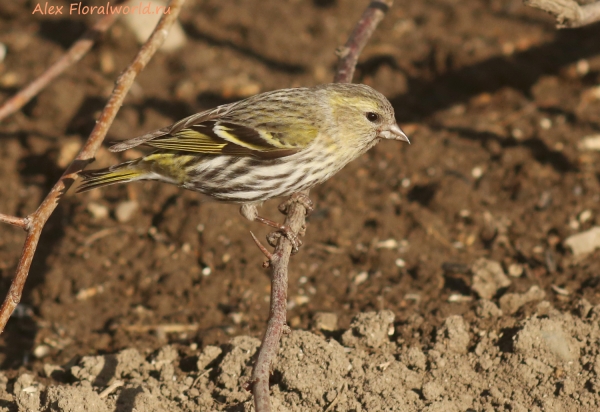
[266,227,302,254]
[278,193,314,216]
[255,216,302,253]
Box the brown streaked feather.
[221,146,300,159]
[215,122,278,149]
[111,117,302,160]
[108,103,237,153]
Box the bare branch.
[0,0,187,334]
[0,214,28,230]
[0,10,120,122]
[524,0,600,28]
[251,1,395,410]
[334,0,394,83]
[250,231,273,264]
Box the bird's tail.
[77,159,147,192]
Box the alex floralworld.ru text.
[32,2,171,15]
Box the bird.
[77,83,409,250]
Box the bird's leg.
[240,204,301,253]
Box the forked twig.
[0,0,187,334]
[250,1,394,411]
[0,8,121,122]
[523,0,600,28]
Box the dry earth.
[1,0,600,410]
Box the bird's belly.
[182,154,344,204]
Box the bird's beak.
[380,124,410,144]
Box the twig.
[324,382,347,412]
[0,214,29,230]
[99,380,124,399]
[250,190,309,412]
[250,231,273,261]
[0,0,187,334]
[334,0,394,83]
[121,323,199,333]
[250,1,394,411]
[0,9,121,122]
[523,0,600,28]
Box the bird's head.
[322,83,409,145]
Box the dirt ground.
[1,0,600,410]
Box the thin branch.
[334,0,394,83]
[0,214,28,230]
[250,190,309,412]
[0,0,187,334]
[250,231,273,263]
[524,0,600,28]
[0,9,121,122]
[250,1,394,411]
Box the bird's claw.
[267,226,302,253]
[279,193,314,216]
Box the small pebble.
[376,239,398,249]
[512,128,524,139]
[353,271,369,285]
[230,313,243,325]
[76,285,104,301]
[579,209,592,223]
[312,312,338,331]
[539,118,552,130]
[576,59,590,76]
[578,135,600,151]
[452,241,464,249]
[508,263,524,278]
[201,266,211,276]
[395,258,406,268]
[115,200,138,223]
[569,219,580,230]
[564,226,600,256]
[471,166,483,179]
[33,345,51,359]
[551,285,569,296]
[532,245,544,254]
[293,295,310,306]
[404,293,421,302]
[448,294,473,303]
[87,202,109,219]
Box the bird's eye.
[366,112,379,122]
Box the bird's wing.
[108,104,234,153]
[109,102,316,159]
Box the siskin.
[78,83,409,248]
